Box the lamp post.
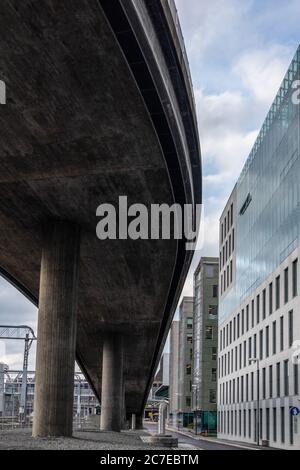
[249,358,260,446]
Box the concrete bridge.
[0,0,201,436]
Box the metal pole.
[20,333,30,425]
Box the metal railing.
[165,0,194,92]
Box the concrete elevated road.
[0,0,201,436]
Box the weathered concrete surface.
[100,334,124,432]
[0,0,201,420]
[33,222,81,437]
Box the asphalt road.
[144,423,249,451]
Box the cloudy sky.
[1,0,300,369]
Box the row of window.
[218,406,294,445]
[219,259,298,351]
[219,361,299,405]
[220,260,233,295]
[219,310,294,378]
[220,229,235,271]
[220,203,234,244]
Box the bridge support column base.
[32,221,81,438]
[100,334,124,432]
[136,414,144,430]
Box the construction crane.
[0,325,36,421]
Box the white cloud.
[233,44,294,104]
[175,0,253,63]
[195,88,258,178]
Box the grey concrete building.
[192,258,219,434]
[177,297,194,428]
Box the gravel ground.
[0,428,175,450]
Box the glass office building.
[218,46,300,450]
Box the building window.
[251,372,254,401]
[233,317,236,341]
[275,276,280,310]
[186,364,192,375]
[239,344,242,370]
[276,363,281,397]
[186,397,191,407]
[266,408,270,442]
[266,326,269,358]
[241,310,245,335]
[262,289,266,320]
[232,228,235,252]
[251,299,255,328]
[206,326,213,340]
[212,347,217,361]
[290,412,294,446]
[187,318,193,329]
[262,368,266,399]
[259,330,263,360]
[209,390,216,404]
[292,259,298,297]
[237,313,240,338]
[213,285,218,298]
[230,260,233,283]
[272,321,276,355]
[269,365,273,398]
[187,334,193,344]
[280,316,284,352]
[208,305,218,318]
[269,282,273,315]
[281,408,285,444]
[284,267,289,304]
[273,408,277,442]
[289,310,293,348]
[294,364,299,396]
[212,368,217,382]
[254,334,257,358]
[284,360,289,396]
[246,305,249,332]
[231,203,233,226]
[244,341,247,368]
[248,337,252,360]
[248,410,252,439]
[256,295,260,324]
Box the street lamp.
[249,358,260,446]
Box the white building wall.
[218,247,300,450]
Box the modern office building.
[177,297,194,428]
[218,46,300,450]
[192,257,219,434]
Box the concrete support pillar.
[33,221,81,437]
[100,334,124,432]
[136,413,144,430]
[131,414,136,430]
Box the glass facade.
[220,46,300,322]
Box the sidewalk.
[166,426,274,451]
